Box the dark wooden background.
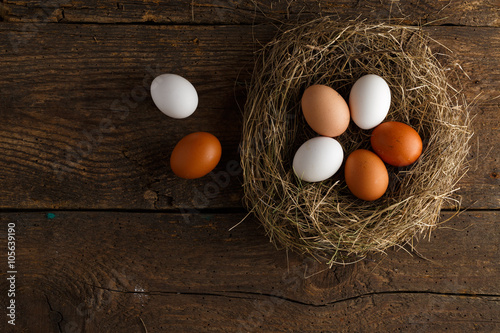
[0,0,499,332]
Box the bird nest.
[240,18,472,266]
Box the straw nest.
[240,18,472,266]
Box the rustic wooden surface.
[0,0,499,332]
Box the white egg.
[150,74,198,119]
[349,74,391,129]
[293,137,343,182]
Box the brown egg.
[301,84,350,137]
[371,121,423,167]
[345,149,389,201]
[170,132,222,179]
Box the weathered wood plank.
[10,290,500,332]
[0,24,498,210]
[1,0,499,26]
[0,211,498,331]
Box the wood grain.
[0,210,498,331]
[0,24,498,210]
[1,0,499,26]
[0,1,498,332]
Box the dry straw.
[240,18,472,266]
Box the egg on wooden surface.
[301,84,350,137]
[344,149,389,201]
[349,74,391,130]
[170,132,222,179]
[151,74,198,119]
[371,121,423,167]
[293,136,343,182]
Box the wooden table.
[0,1,498,332]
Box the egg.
[371,121,423,167]
[301,85,350,137]
[151,74,198,119]
[349,74,391,129]
[344,149,388,201]
[170,132,222,179]
[293,136,343,182]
